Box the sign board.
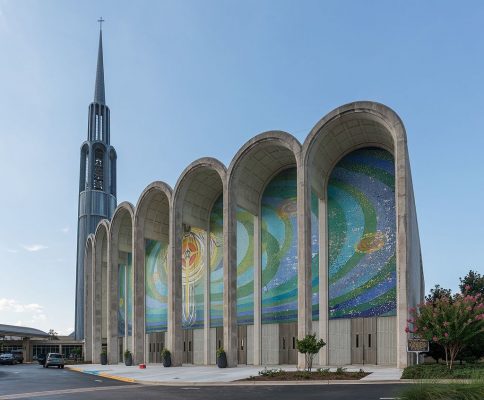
[407,338,429,353]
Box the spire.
[93,20,105,105]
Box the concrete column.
[83,244,93,362]
[167,205,183,366]
[253,214,261,365]
[396,138,409,368]
[107,238,119,364]
[92,239,103,363]
[223,185,237,367]
[318,197,329,365]
[297,163,312,369]
[133,225,145,364]
[204,225,210,365]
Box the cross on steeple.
[98,17,105,31]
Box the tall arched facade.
[84,102,424,368]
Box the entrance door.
[183,330,193,364]
[279,323,298,364]
[351,318,377,364]
[237,325,247,364]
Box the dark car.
[0,353,17,365]
[10,350,24,364]
[37,353,47,366]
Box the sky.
[0,0,483,335]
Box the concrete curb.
[66,367,409,386]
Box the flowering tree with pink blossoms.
[406,287,484,370]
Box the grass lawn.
[243,367,369,381]
[401,363,484,379]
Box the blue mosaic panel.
[328,148,396,319]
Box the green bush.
[399,381,484,400]
[402,363,484,379]
[258,367,285,377]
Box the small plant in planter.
[161,348,171,367]
[100,349,107,365]
[216,347,227,368]
[124,350,133,366]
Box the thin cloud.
[60,227,69,234]
[22,244,48,252]
[6,248,18,253]
[0,298,43,313]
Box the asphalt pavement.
[0,363,406,400]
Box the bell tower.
[75,21,117,340]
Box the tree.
[407,293,484,369]
[425,284,452,303]
[48,329,58,340]
[459,270,484,297]
[295,333,326,372]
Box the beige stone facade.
[83,101,424,368]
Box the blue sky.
[0,0,483,334]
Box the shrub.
[258,367,285,377]
[406,291,484,369]
[160,348,170,360]
[295,333,326,372]
[399,380,484,400]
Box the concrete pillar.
[223,185,237,367]
[396,138,409,368]
[297,163,312,369]
[167,205,183,366]
[107,238,119,364]
[133,224,145,364]
[204,225,210,365]
[92,239,103,363]
[84,243,93,362]
[253,214,261,365]
[318,197,329,365]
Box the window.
[93,149,104,190]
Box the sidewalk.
[66,364,403,385]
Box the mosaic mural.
[210,196,224,327]
[328,147,396,319]
[145,239,168,333]
[118,253,133,336]
[182,227,206,329]
[261,168,298,324]
[311,191,319,320]
[237,207,254,325]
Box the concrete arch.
[303,101,405,198]
[107,202,135,364]
[302,101,422,368]
[133,181,173,364]
[83,234,95,362]
[169,158,227,366]
[228,131,301,215]
[226,131,307,367]
[92,219,110,363]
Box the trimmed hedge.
[401,363,484,379]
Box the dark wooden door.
[351,318,377,364]
[183,330,194,364]
[237,325,247,364]
[288,323,298,364]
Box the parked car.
[44,353,65,368]
[10,350,24,364]
[0,353,17,365]
[37,353,47,366]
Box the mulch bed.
[243,370,370,381]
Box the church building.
[79,28,424,368]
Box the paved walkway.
[67,364,403,384]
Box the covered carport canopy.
[0,324,50,338]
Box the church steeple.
[75,20,117,340]
[94,28,105,105]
